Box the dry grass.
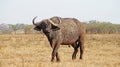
[0,34,120,67]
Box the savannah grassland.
[0,34,120,67]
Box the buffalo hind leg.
[72,43,79,60]
[79,38,85,59]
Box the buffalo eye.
[42,24,48,28]
[36,26,41,29]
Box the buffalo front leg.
[51,45,60,62]
[51,41,60,62]
[56,52,60,62]
[51,50,56,62]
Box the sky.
[0,0,120,24]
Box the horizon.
[0,0,120,24]
[0,20,119,25]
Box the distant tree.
[16,23,25,30]
[11,25,17,33]
[10,23,25,34]
[0,24,12,34]
[24,25,33,34]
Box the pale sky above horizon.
[0,0,120,24]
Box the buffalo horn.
[58,17,61,24]
[48,19,58,26]
[48,17,61,26]
[32,16,37,25]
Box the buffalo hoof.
[72,57,76,60]
[56,60,60,62]
[56,58,60,62]
[51,59,55,62]
[80,57,83,59]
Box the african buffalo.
[32,16,85,62]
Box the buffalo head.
[32,16,61,33]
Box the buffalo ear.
[51,25,60,31]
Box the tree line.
[0,23,34,34]
[0,20,120,34]
[86,20,120,34]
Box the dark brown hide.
[33,16,85,62]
